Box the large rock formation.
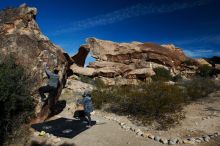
[87,38,187,67]
[70,38,190,84]
[0,4,68,122]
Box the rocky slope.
[0,4,68,122]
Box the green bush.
[79,75,94,85]
[198,64,212,77]
[91,70,217,129]
[172,74,182,82]
[0,56,35,145]
[93,78,106,89]
[182,77,217,101]
[152,67,172,81]
[92,81,186,129]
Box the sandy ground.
[28,90,220,146]
[152,90,220,139]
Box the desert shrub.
[93,78,106,89]
[92,75,217,129]
[79,75,94,85]
[116,82,186,128]
[91,78,108,109]
[92,81,187,129]
[0,56,35,145]
[172,74,182,82]
[182,77,217,101]
[182,59,196,66]
[152,67,172,81]
[92,90,109,109]
[198,64,212,77]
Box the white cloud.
[53,0,211,35]
[174,35,220,46]
[183,49,218,58]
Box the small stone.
[189,137,196,143]
[130,127,135,132]
[148,134,155,139]
[214,132,219,137]
[125,126,130,131]
[136,131,143,136]
[122,125,126,129]
[209,134,215,138]
[203,135,210,142]
[143,132,150,138]
[195,139,202,143]
[176,138,183,144]
[120,122,125,126]
[160,138,168,144]
[154,136,161,142]
[197,137,204,141]
[168,138,177,145]
[183,139,194,144]
[135,129,141,133]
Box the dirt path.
[29,90,220,146]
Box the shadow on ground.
[30,141,76,146]
[48,100,67,117]
[31,118,96,138]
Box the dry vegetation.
[0,55,35,145]
[91,67,218,130]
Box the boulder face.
[0,5,68,122]
[87,38,187,67]
[70,38,189,83]
[195,58,211,66]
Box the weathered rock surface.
[70,64,95,76]
[0,5,68,122]
[65,78,94,95]
[69,38,191,85]
[72,45,90,67]
[195,58,211,66]
[87,38,187,67]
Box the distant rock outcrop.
[70,38,191,84]
[0,5,68,122]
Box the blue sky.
[1,0,220,64]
